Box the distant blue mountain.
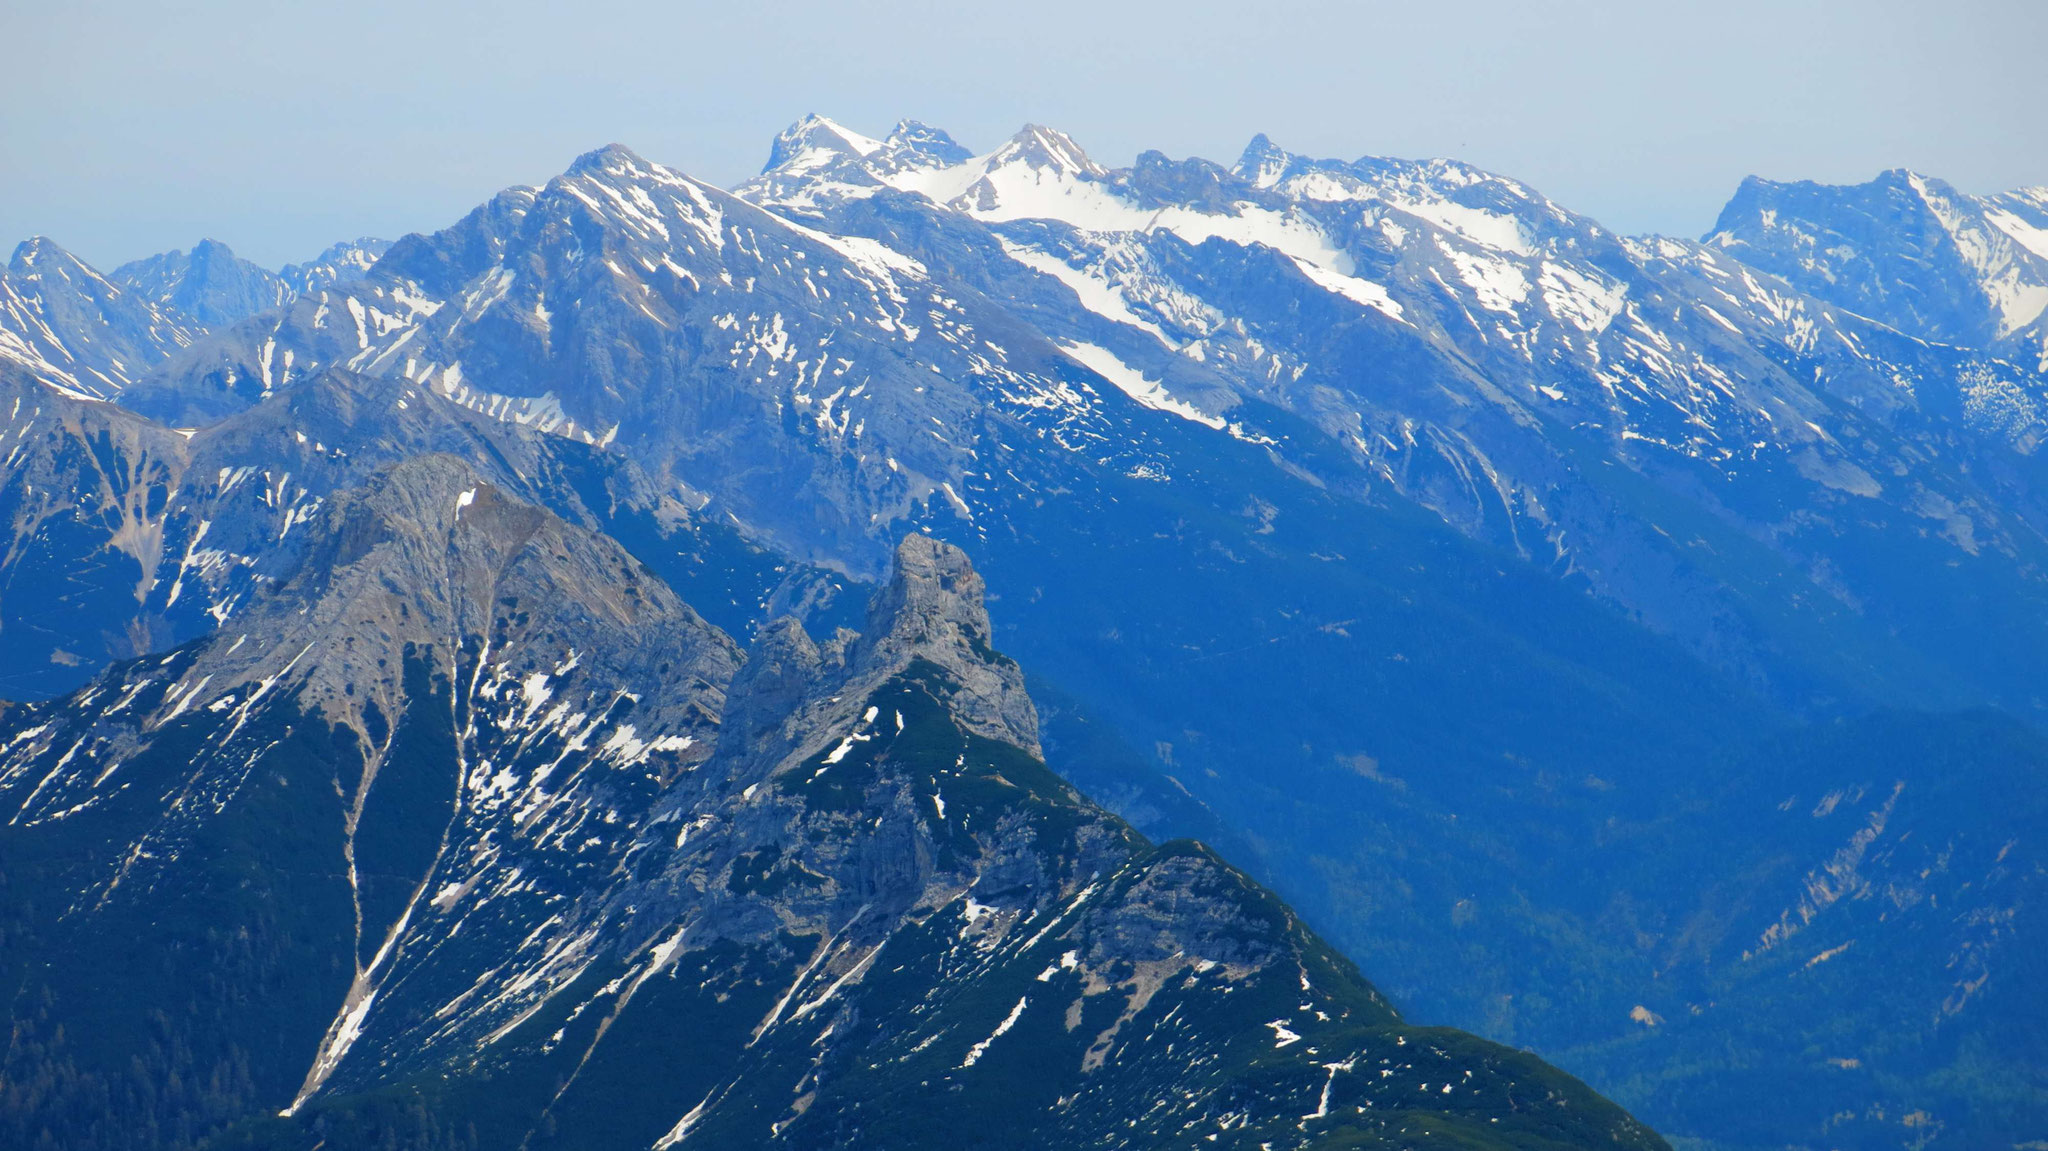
[1708,169,2048,368]
[1,122,2044,1151]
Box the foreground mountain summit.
[0,494,1662,1148]
[2,115,2045,1150]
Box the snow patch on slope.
[1059,341,1224,430]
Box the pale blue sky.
[4,0,2042,269]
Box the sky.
[3,0,2043,270]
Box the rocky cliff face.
[0,364,192,692]
[0,238,201,399]
[113,240,295,330]
[1707,170,2048,369]
[0,448,737,1148]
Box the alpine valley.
[1,116,2043,1151]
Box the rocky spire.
[854,534,1039,755]
[1232,132,1292,187]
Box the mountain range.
[2,116,2043,1150]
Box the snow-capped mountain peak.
[1982,186,2048,263]
[11,235,107,281]
[764,113,887,176]
[0,235,201,399]
[1233,132,1291,189]
[748,118,1123,225]
[1902,170,2048,337]
[566,140,663,178]
[985,122,1103,179]
[1707,167,2048,360]
[880,122,1135,224]
[881,117,971,165]
[1224,136,1562,257]
[279,235,391,295]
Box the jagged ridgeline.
[0,473,1662,1151]
[8,116,2047,1151]
[0,363,858,700]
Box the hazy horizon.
[6,0,2043,270]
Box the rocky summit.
[0,509,1661,1150]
